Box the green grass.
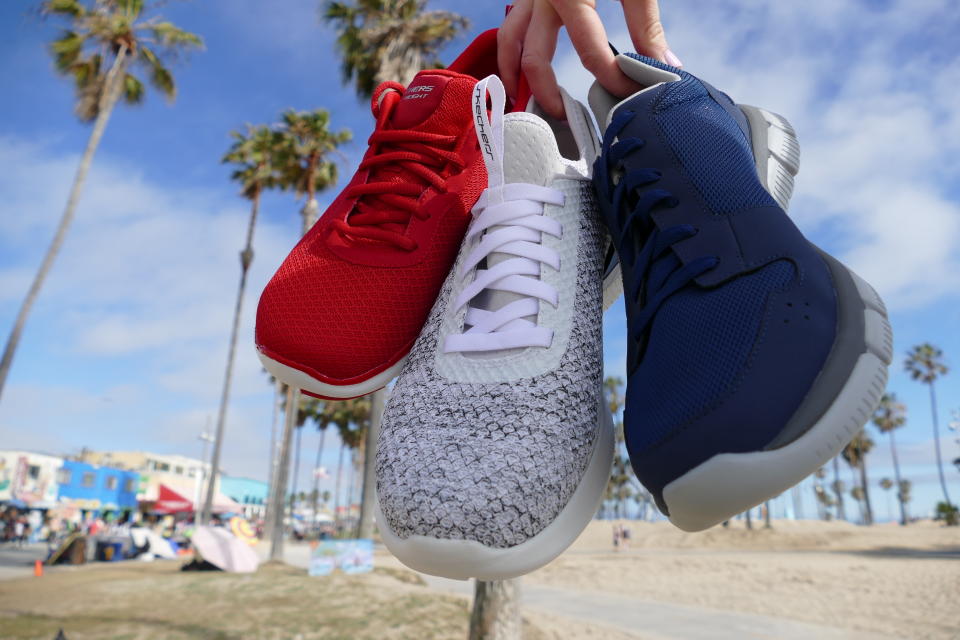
[0,561,470,640]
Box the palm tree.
[311,409,332,521]
[603,377,631,519]
[265,109,348,557]
[831,455,848,522]
[872,393,909,525]
[202,124,282,525]
[0,0,201,402]
[323,0,469,97]
[842,430,875,525]
[321,0,469,563]
[288,395,321,519]
[905,344,952,506]
[879,478,894,522]
[276,109,352,233]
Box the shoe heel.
[740,105,801,212]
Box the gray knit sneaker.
[375,75,614,580]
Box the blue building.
[219,476,268,519]
[57,460,139,517]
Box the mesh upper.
[624,53,776,215]
[607,56,795,455]
[626,260,795,453]
[255,73,486,381]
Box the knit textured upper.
[377,180,605,549]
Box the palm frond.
[122,72,144,104]
[42,0,86,18]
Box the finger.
[498,0,533,99]
[553,1,642,99]
[521,0,564,119]
[621,0,682,67]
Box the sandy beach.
[522,519,960,639]
[1,519,957,639]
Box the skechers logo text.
[474,85,493,161]
[404,85,435,100]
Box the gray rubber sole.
[659,106,893,531]
[663,265,892,531]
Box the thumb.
[620,0,682,67]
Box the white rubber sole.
[257,349,406,399]
[662,268,893,532]
[377,396,615,580]
[741,105,801,212]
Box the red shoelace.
[333,81,466,251]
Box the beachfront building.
[220,476,268,520]
[77,450,240,515]
[0,450,62,510]
[56,460,139,520]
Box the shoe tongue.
[390,70,475,131]
[468,114,562,358]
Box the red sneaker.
[256,30,505,399]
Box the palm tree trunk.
[469,579,521,640]
[302,198,320,233]
[858,459,874,525]
[889,431,908,525]
[832,456,847,521]
[291,424,303,519]
[346,449,356,527]
[201,189,260,525]
[744,508,753,530]
[0,47,129,403]
[764,500,772,528]
[357,389,384,539]
[269,386,299,561]
[928,382,953,505]
[334,441,345,531]
[849,465,865,524]
[312,427,327,522]
[268,380,281,500]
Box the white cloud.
[0,135,300,479]
[558,0,960,311]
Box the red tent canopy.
[153,484,194,514]
[151,483,243,515]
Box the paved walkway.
[279,544,894,640]
[0,542,48,581]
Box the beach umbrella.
[229,516,258,546]
[191,526,259,573]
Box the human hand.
[498,0,681,119]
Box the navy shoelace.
[596,110,719,344]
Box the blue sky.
[0,0,958,519]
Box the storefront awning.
[152,484,241,515]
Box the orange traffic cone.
[34,560,43,577]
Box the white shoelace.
[443,75,565,354]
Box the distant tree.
[265,110,348,558]
[204,124,283,525]
[0,0,201,402]
[905,344,952,507]
[831,456,848,522]
[275,108,352,233]
[879,477,894,522]
[842,430,875,525]
[323,0,469,98]
[872,393,909,525]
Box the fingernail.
[663,49,683,68]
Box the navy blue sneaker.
[590,54,893,531]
